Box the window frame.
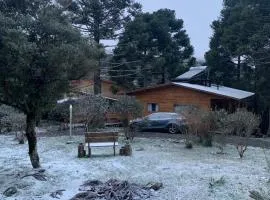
[147,103,159,112]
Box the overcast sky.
[137,0,223,60]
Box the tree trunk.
[26,113,40,168]
[267,108,270,136]
[237,55,241,81]
[94,65,101,94]
[93,26,101,95]
[161,65,165,84]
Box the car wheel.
[168,123,178,134]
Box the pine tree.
[0,0,97,168]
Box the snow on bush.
[75,94,109,130]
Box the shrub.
[210,109,229,153]
[0,105,26,133]
[220,108,260,158]
[185,141,193,149]
[48,102,70,123]
[209,176,225,190]
[75,95,109,130]
[183,108,218,147]
[112,95,143,141]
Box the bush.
[185,141,193,149]
[220,108,260,158]
[48,102,70,123]
[183,108,219,147]
[209,176,225,190]
[183,107,260,157]
[220,108,260,137]
[112,95,143,141]
[75,95,109,130]
[0,105,26,133]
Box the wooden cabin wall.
[132,85,224,116]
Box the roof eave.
[127,83,173,94]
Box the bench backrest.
[85,132,118,143]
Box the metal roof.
[172,82,254,100]
[175,66,208,80]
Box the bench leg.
[88,144,91,158]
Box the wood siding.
[71,80,125,99]
[132,85,225,116]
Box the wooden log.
[119,147,125,156]
[78,143,85,158]
[124,144,132,156]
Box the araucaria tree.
[0,0,97,168]
[111,9,195,88]
[68,0,141,94]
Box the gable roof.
[174,66,208,81]
[128,82,255,100]
[172,82,254,100]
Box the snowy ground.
[0,134,270,200]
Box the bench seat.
[85,142,119,147]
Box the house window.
[174,104,198,114]
[148,103,159,112]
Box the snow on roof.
[57,97,79,104]
[175,66,208,80]
[57,95,117,104]
[172,82,254,100]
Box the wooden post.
[69,104,72,139]
[113,141,116,156]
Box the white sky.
[137,0,223,60]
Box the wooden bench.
[85,132,119,157]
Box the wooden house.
[58,79,125,125]
[70,79,124,99]
[127,66,255,116]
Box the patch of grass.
[185,141,193,149]
[209,176,225,189]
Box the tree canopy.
[206,0,270,98]
[111,9,195,89]
[0,0,97,168]
[205,0,270,134]
[67,0,141,94]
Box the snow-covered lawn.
[0,135,269,200]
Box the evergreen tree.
[0,0,97,168]
[111,9,195,89]
[206,0,270,133]
[68,0,141,94]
